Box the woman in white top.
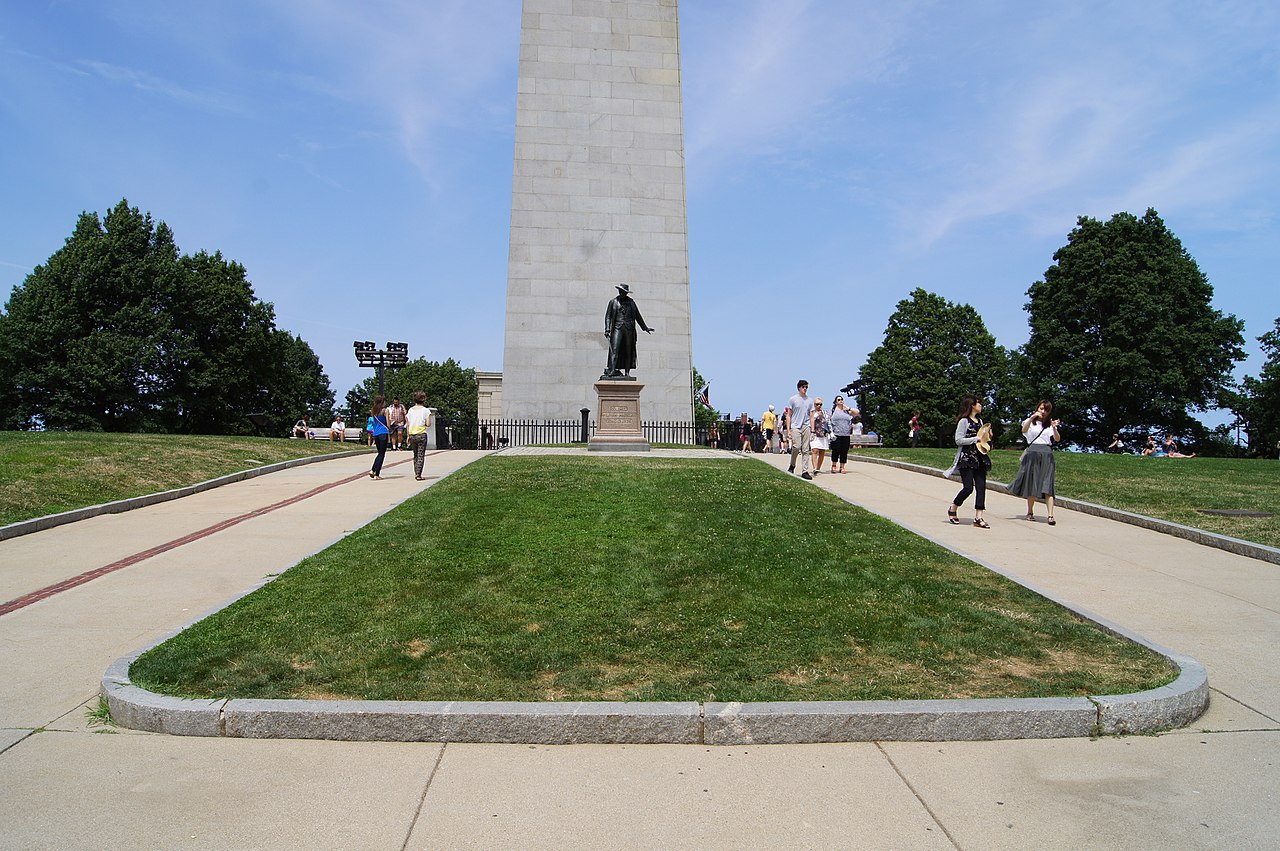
[1009,400,1061,525]
[405,391,432,481]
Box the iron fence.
[443,419,708,449]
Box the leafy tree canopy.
[0,199,333,434]
[345,357,478,434]
[692,366,721,429]
[1022,209,1244,449]
[857,288,1010,448]
[1232,317,1280,456]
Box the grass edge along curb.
[99,582,1209,744]
[99,457,1209,745]
[847,454,1280,566]
[0,448,368,542]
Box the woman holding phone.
[1010,400,1060,524]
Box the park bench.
[850,433,882,448]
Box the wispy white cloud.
[682,0,922,176]
[78,59,238,112]
[261,0,519,187]
[890,3,1280,247]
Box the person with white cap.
[761,404,778,452]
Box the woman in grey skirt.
[1010,400,1061,525]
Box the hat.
[615,283,630,293]
[768,404,774,411]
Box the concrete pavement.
[2,448,1277,848]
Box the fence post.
[580,408,591,444]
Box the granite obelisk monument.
[500,0,693,424]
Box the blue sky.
[3,1,1277,429]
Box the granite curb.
[0,448,369,541]
[103,585,1208,744]
[846,453,1280,565]
[101,650,1207,744]
[98,447,1209,744]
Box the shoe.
[1047,516,1056,526]
[1024,513,1035,522]
[801,472,813,480]
[788,466,795,474]
[973,518,991,529]
[415,475,423,481]
[947,506,960,525]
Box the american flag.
[697,384,711,409]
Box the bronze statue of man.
[603,283,654,379]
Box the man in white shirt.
[783,379,815,479]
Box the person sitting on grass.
[1162,435,1196,458]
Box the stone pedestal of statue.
[588,381,651,452]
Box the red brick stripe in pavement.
[0,454,441,618]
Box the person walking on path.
[828,396,854,473]
[1009,399,1060,524]
[810,398,830,473]
[944,395,992,528]
[406,391,432,480]
[784,379,815,479]
[909,411,922,448]
[387,398,408,451]
[761,405,778,452]
[368,395,391,480]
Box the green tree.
[1022,209,1244,449]
[1234,317,1280,456]
[1,201,184,430]
[347,357,477,435]
[0,200,334,434]
[261,331,334,436]
[857,288,1010,448]
[692,366,721,430]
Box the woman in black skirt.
[944,395,991,528]
[1010,399,1061,524]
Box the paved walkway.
[2,449,1277,849]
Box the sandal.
[1047,516,1056,526]
[973,518,990,529]
[947,506,960,525]
[1024,513,1035,522]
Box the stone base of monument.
[588,380,651,452]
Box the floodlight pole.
[353,341,410,397]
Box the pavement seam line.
[0,729,35,756]
[874,741,963,850]
[401,742,449,851]
[0,454,429,618]
[1209,687,1280,726]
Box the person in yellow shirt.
[761,405,778,452]
[405,391,433,480]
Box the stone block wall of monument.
[501,0,694,423]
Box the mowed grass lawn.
[0,432,361,527]
[131,456,1174,704]
[855,447,1280,549]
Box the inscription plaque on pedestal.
[588,381,650,452]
